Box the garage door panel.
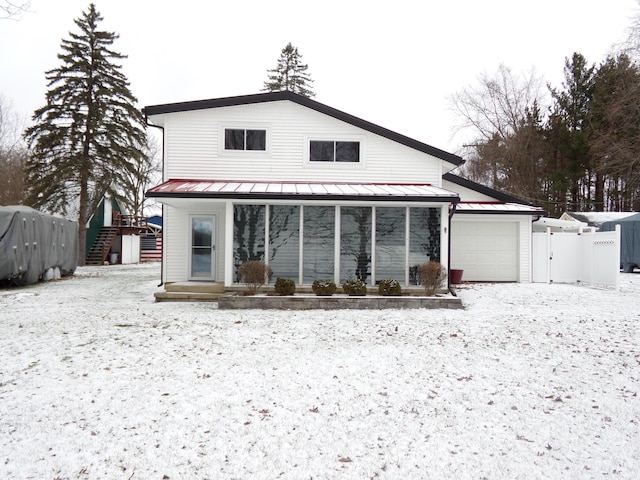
[451,220,518,282]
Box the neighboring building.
[85,193,150,265]
[140,216,162,263]
[143,91,542,290]
[560,211,636,230]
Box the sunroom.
[147,180,459,288]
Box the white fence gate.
[532,226,621,290]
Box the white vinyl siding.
[163,203,226,283]
[441,179,499,202]
[450,215,532,282]
[157,101,442,185]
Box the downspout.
[447,199,459,296]
[145,114,165,288]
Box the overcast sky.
[1,0,638,153]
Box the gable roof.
[443,172,533,205]
[142,91,464,167]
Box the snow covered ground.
[0,263,638,480]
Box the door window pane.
[192,219,212,247]
[233,204,265,282]
[303,206,335,283]
[409,207,441,284]
[269,205,300,281]
[375,207,406,283]
[340,206,371,283]
[191,248,212,277]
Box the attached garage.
[451,217,519,281]
[442,174,545,283]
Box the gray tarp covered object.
[0,206,78,286]
[600,212,640,272]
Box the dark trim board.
[443,172,533,205]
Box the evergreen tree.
[589,54,640,211]
[263,42,315,97]
[24,3,148,265]
[547,53,596,212]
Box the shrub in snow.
[238,261,272,295]
[312,279,336,296]
[418,262,447,296]
[342,279,367,296]
[378,278,402,296]
[274,277,296,296]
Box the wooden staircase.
[86,226,119,265]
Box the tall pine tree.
[548,53,596,212]
[263,42,315,97]
[24,3,148,265]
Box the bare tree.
[450,64,545,146]
[449,65,548,205]
[116,137,161,218]
[1,1,30,19]
[0,96,27,204]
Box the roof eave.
[146,191,459,203]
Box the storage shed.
[600,212,640,272]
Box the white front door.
[190,215,216,280]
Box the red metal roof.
[147,179,460,202]
[455,202,544,215]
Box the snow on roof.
[561,211,636,226]
[456,202,544,215]
[532,217,590,232]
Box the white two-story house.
[143,91,542,291]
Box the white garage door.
[451,220,519,281]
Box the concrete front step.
[154,290,225,302]
[163,281,225,294]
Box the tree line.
[451,51,640,216]
[0,3,313,264]
[3,2,636,266]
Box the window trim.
[220,125,270,155]
[305,136,365,167]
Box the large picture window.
[233,204,265,281]
[409,207,441,284]
[310,141,359,162]
[340,207,371,283]
[269,205,300,281]
[303,206,335,283]
[375,207,406,283]
[225,129,266,151]
[231,204,443,286]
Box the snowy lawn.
[1,263,639,480]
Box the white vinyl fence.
[532,226,621,290]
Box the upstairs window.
[225,128,266,151]
[310,140,360,162]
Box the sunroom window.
[225,128,266,151]
[310,140,359,162]
[232,204,442,286]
